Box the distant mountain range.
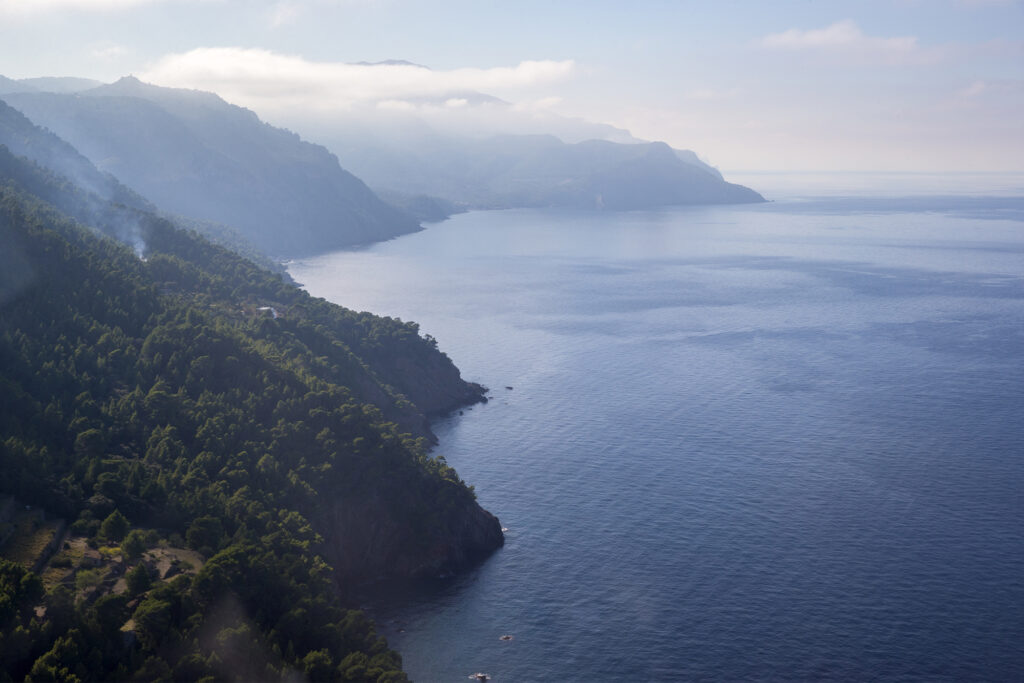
[2,76,105,93]
[1,77,420,257]
[1,73,764,257]
[321,129,762,211]
[280,60,764,211]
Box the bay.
[290,180,1024,681]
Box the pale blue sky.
[2,0,1022,171]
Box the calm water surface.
[291,185,1024,681]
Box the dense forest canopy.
[0,103,501,681]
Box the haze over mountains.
[200,59,763,212]
[0,73,763,258]
[324,130,761,211]
[1,77,419,257]
[0,98,151,216]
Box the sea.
[289,173,1024,682]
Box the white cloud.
[0,0,224,19]
[513,96,563,111]
[135,47,617,146]
[375,99,416,111]
[0,0,201,15]
[955,78,1024,100]
[140,47,576,113]
[269,1,301,27]
[90,42,129,60]
[760,20,921,60]
[267,0,385,22]
[960,80,988,97]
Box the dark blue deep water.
[291,180,1024,682]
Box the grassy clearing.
[0,512,62,568]
[40,563,74,591]
[146,546,205,579]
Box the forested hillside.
[0,140,502,680]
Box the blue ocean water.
[290,181,1024,682]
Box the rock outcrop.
[321,482,504,583]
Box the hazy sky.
[2,0,1022,171]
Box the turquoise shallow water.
[291,192,1024,682]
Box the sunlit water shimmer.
[290,181,1024,682]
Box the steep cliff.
[322,480,503,582]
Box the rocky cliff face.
[321,483,504,583]
[293,302,488,442]
[319,344,500,582]
[287,305,500,581]
[380,348,488,419]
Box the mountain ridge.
[3,73,763,245]
[321,129,763,210]
[2,77,421,257]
